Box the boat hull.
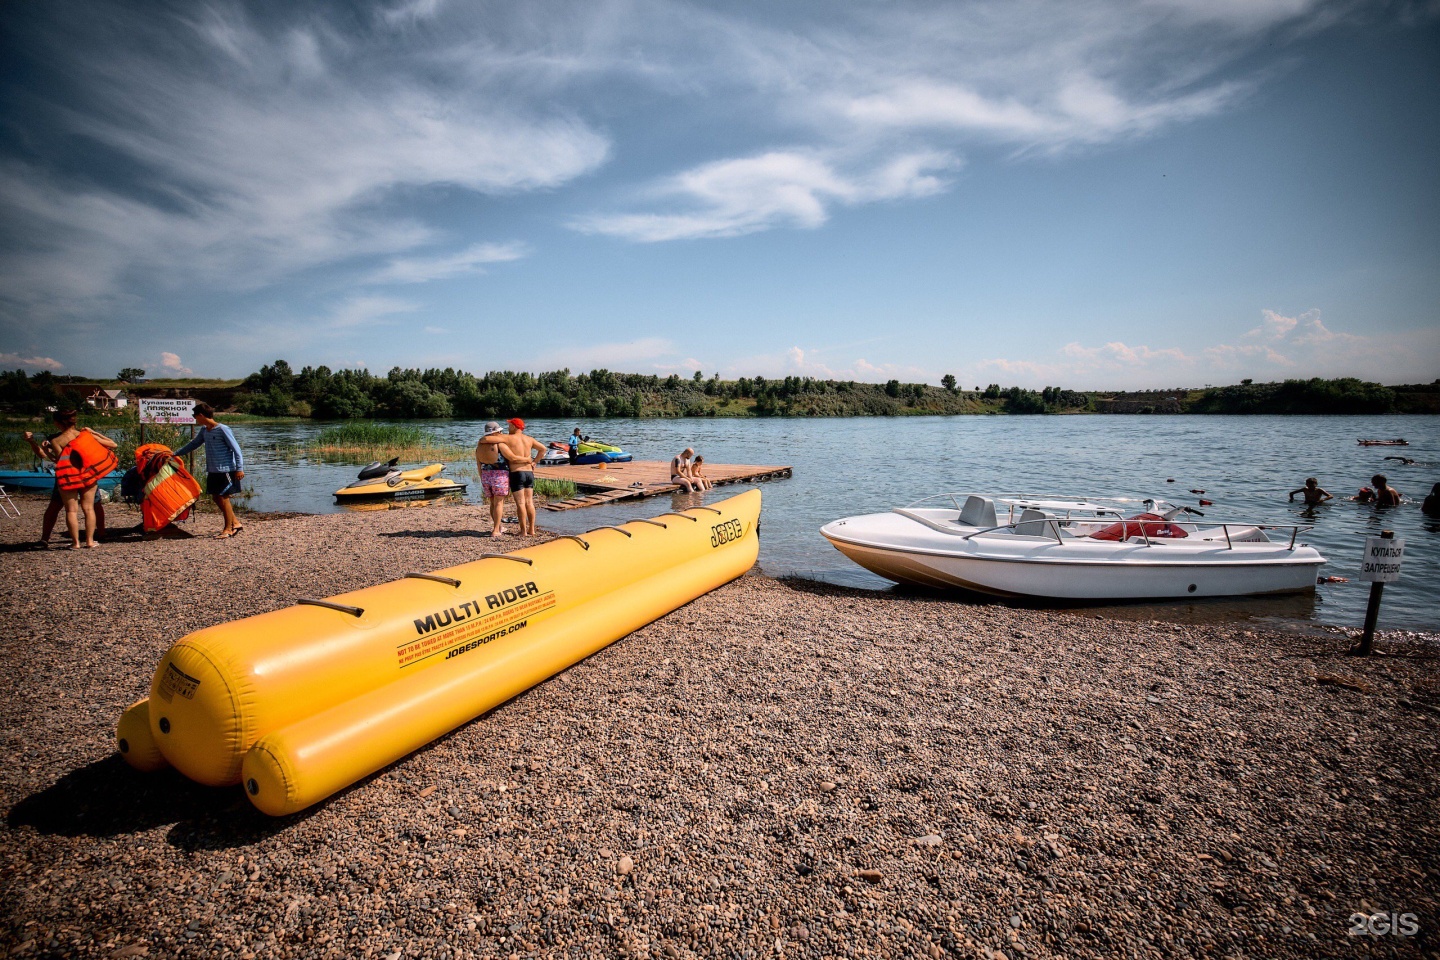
[335,463,466,502]
[334,481,466,503]
[821,514,1324,600]
[0,469,124,491]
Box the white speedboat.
[820,494,1326,600]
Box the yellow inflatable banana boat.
[118,489,761,814]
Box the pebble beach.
[2,499,1437,959]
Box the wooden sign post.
[1351,530,1404,656]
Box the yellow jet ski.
[334,462,467,503]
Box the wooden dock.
[535,461,791,511]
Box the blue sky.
[1,0,1437,389]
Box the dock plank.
[536,461,791,511]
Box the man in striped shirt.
[175,402,246,539]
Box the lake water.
[226,415,1440,634]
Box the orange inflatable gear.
[134,443,202,532]
[54,430,118,491]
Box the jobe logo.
[710,519,744,547]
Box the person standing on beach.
[498,418,546,536]
[1371,474,1401,506]
[31,409,117,548]
[174,402,246,539]
[474,421,511,537]
[25,409,107,547]
[1288,478,1332,506]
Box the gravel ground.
[1,498,1437,959]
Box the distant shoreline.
[4,367,1438,420]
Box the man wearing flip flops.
[175,402,246,539]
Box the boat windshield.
[896,493,1316,548]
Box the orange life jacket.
[135,443,202,532]
[54,430,119,492]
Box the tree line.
[0,365,1434,419]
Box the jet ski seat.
[958,495,997,528]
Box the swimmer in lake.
[1288,477,1332,506]
[1423,483,1440,518]
[1383,455,1416,465]
[1371,474,1401,506]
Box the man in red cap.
[500,417,547,536]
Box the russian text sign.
[1359,537,1404,583]
[138,398,196,425]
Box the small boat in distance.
[334,462,466,503]
[1357,438,1408,446]
[544,439,634,464]
[820,494,1325,600]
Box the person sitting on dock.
[475,421,510,537]
[690,454,714,491]
[1371,474,1401,506]
[670,448,699,493]
[1288,477,1332,506]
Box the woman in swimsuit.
[670,448,698,493]
[32,409,117,548]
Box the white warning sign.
[1358,537,1405,583]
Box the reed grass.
[534,478,577,499]
[0,431,37,466]
[272,421,467,464]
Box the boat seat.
[1014,508,1062,539]
[958,495,997,528]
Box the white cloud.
[0,352,63,371]
[573,150,958,241]
[968,308,1434,388]
[327,295,419,329]
[1142,0,1327,30]
[371,242,530,285]
[159,351,193,376]
[0,4,609,323]
[383,0,449,26]
[529,337,678,372]
[723,344,932,382]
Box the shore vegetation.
[274,421,468,465]
[2,364,1436,422]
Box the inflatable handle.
[479,554,534,565]
[297,598,365,617]
[403,572,462,587]
[588,525,633,538]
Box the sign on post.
[138,398,196,425]
[1359,536,1405,583]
